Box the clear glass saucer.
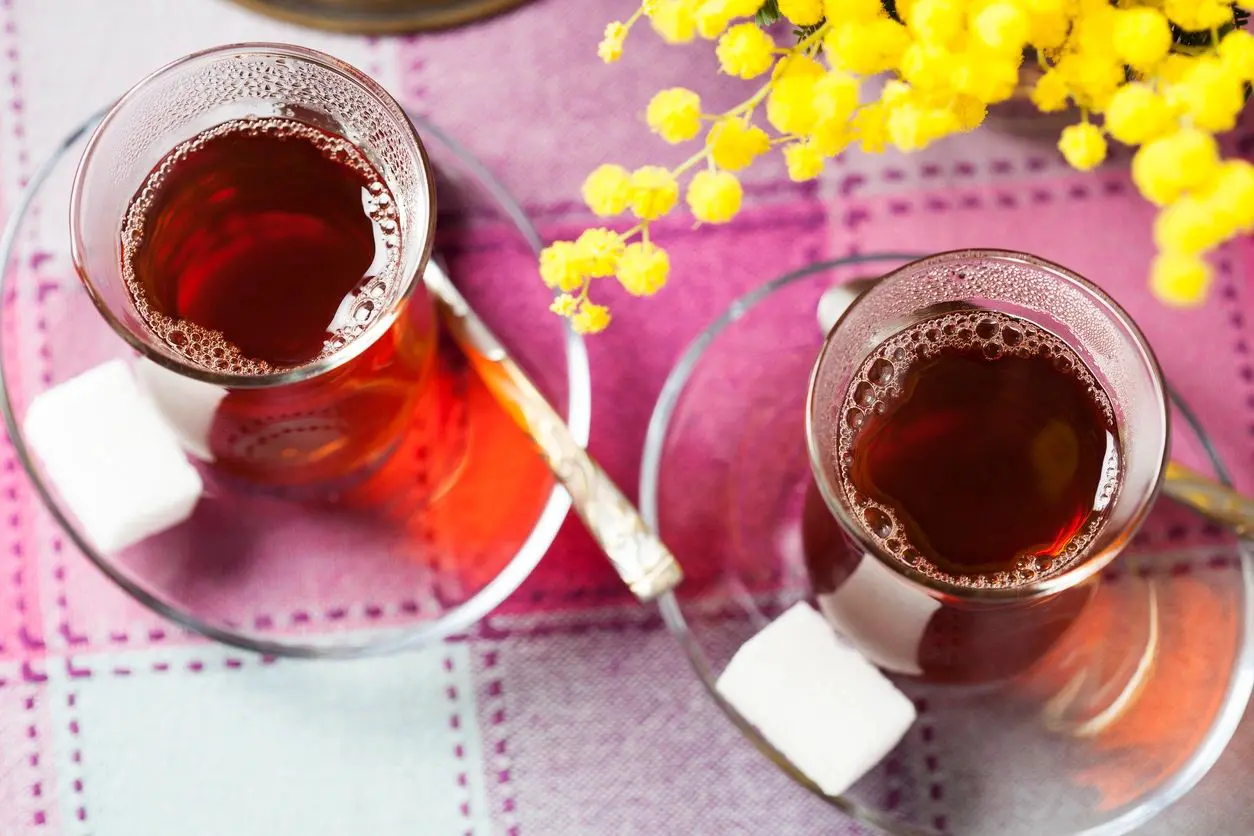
[0,107,590,657]
[640,254,1254,835]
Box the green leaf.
[756,0,781,27]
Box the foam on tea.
[121,117,402,373]
[835,310,1121,589]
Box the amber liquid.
[123,118,438,488]
[805,310,1119,682]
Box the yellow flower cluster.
[552,0,1253,331]
[1034,6,1254,307]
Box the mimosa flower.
[598,21,628,63]
[539,242,584,292]
[717,23,776,79]
[1133,129,1221,207]
[582,164,633,217]
[646,88,703,143]
[1112,8,1173,70]
[572,302,612,335]
[629,166,681,220]
[707,118,770,171]
[784,141,825,181]
[1150,253,1213,307]
[1057,122,1107,171]
[574,228,625,278]
[687,170,743,223]
[1104,85,1174,146]
[779,0,824,26]
[617,242,671,296]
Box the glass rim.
[68,41,438,390]
[804,248,1172,604]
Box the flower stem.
[672,148,711,177]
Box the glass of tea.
[70,43,444,493]
[805,249,1169,683]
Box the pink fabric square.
[0,439,41,663]
[468,624,877,835]
[495,199,835,613]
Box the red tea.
[804,309,1121,682]
[835,309,1119,586]
[123,117,399,370]
[122,118,439,487]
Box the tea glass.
[70,42,441,492]
[805,249,1170,683]
[0,45,589,657]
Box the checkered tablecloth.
[3,1,1254,833]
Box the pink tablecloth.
[2,1,1254,834]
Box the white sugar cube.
[716,602,916,797]
[817,553,941,676]
[817,284,862,335]
[132,357,227,461]
[24,359,203,554]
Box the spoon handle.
[1162,462,1254,537]
[424,263,683,602]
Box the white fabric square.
[49,643,489,836]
